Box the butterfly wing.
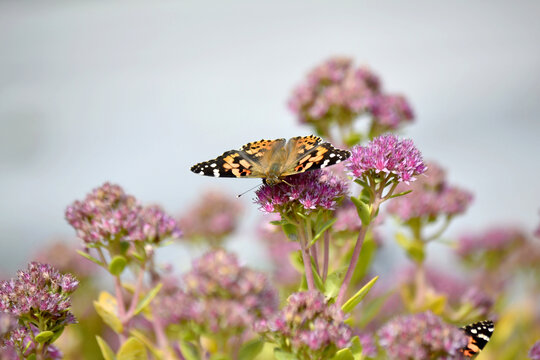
[460,320,494,357]
[280,136,351,176]
[190,138,286,179]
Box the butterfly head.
[263,176,281,186]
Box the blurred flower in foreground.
[0,263,77,359]
[157,249,278,343]
[529,341,540,360]
[179,190,243,246]
[288,56,413,140]
[378,311,468,360]
[387,162,473,222]
[255,169,348,214]
[347,134,426,184]
[257,214,300,286]
[256,291,352,360]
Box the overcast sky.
[1,0,539,272]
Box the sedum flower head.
[347,134,426,183]
[386,162,473,221]
[65,182,181,248]
[288,57,413,134]
[254,169,348,214]
[256,291,352,359]
[171,249,279,335]
[529,341,540,360]
[0,263,76,359]
[179,190,243,245]
[0,262,78,321]
[378,311,468,360]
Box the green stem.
[297,219,316,291]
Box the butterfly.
[461,320,494,357]
[190,135,351,185]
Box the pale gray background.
[1,0,539,273]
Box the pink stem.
[322,230,330,282]
[298,229,315,291]
[126,267,145,319]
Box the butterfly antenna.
[237,183,261,198]
[282,179,295,187]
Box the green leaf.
[129,330,162,359]
[76,250,105,267]
[179,340,200,360]
[344,132,363,147]
[324,267,347,298]
[96,336,116,360]
[357,292,392,328]
[27,355,36,360]
[238,339,264,360]
[309,218,337,247]
[134,283,163,315]
[350,197,371,227]
[282,223,298,241]
[50,327,64,343]
[331,348,354,360]
[349,336,363,360]
[289,251,304,273]
[295,211,309,220]
[395,233,425,263]
[94,291,123,333]
[270,220,287,226]
[388,189,412,199]
[117,337,147,360]
[273,348,298,360]
[109,255,128,276]
[341,276,378,313]
[34,331,54,343]
[209,354,230,360]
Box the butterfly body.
[190,135,350,185]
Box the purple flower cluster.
[65,183,181,247]
[255,169,348,214]
[0,262,78,320]
[179,190,243,245]
[347,134,426,184]
[529,341,540,360]
[159,249,278,335]
[0,263,77,358]
[386,162,473,221]
[256,291,352,359]
[378,311,468,360]
[456,227,527,259]
[288,57,413,131]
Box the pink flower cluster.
[347,134,426,184]
[179,190,243,244]
[288,57,413,130]
[157,249,279,335]
[378,311,468,360]
[456,227,527,259]
[386,162,473,221]
[256,291,352,358]
[65,183,181,247]
[255,169,348,214]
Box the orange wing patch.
[241,139,279,157]
[291,135,322,155]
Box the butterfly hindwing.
[461,320,494,357]
[190,150,256,178]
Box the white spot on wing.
[470,329,477,334]
[478,334,490,342]
[213,169,220,177]
[211,163,217,167]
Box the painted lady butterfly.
[190,135,351,185]
[461,320,494,357]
